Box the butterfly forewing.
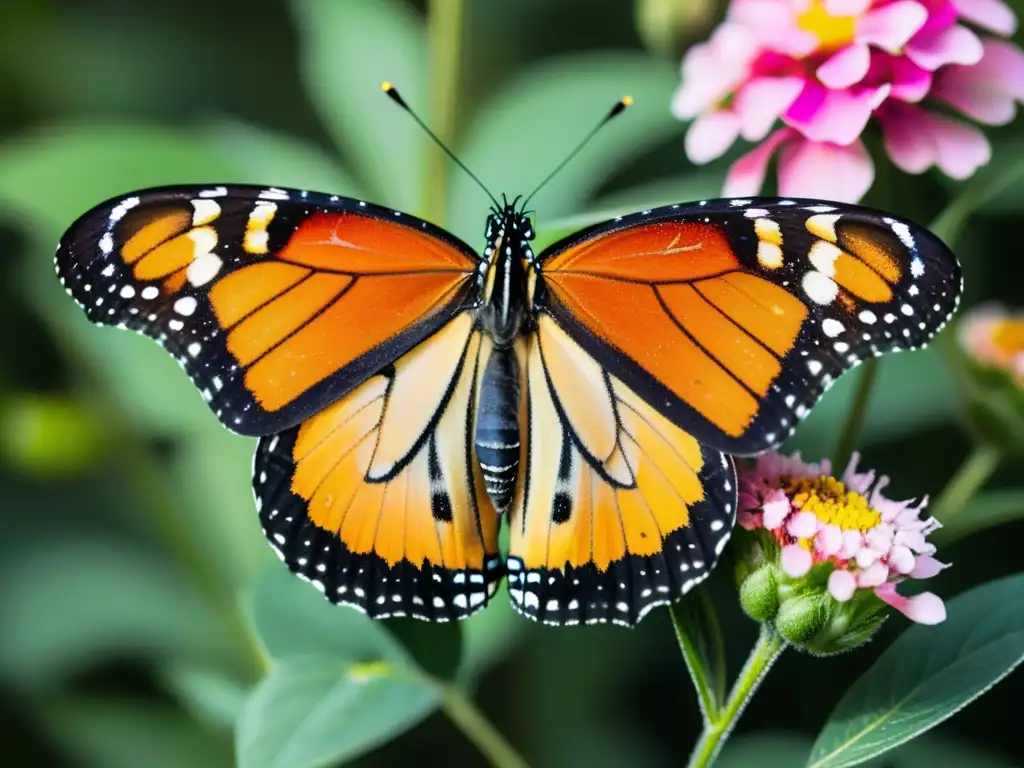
[536,198,962,456]
[254,311,503,620]
[55,185,480,437]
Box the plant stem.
[686,625,787,768]
[833,359,879,470]
[424,0,464,225]
[441,682,532,768]
[929,444,1001,526]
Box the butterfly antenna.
[521,95,633,209]
[381,81,500,209]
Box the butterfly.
[53,86,962,627]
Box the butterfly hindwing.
[536,197,962,456]
[55,185,481,437]
[254,312,503,620]
[506,316,737,627]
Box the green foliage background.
[1,1,1024,766]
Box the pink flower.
[958,302,1024,383]
[739,450,948,625]
[673,0,1024,201]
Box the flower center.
[784,474,881,531]
[991,319,1024,357]
[796,0,858,51]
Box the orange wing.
[55,185,481,436]
[254,312,503,620]
[536,198,962,455]
[506,316,736,627]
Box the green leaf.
[40,695,233,768]
[670,586,728,720]
[289,0,427,213]
[249,564,409,665]
[808,573,1024,768]
[199,118,364,197]
[449,52,683,244]
[237,657,439,768]
[160,661,250,730]
[0,537,238,688]
[0,124,253,434]
[170,430,272,593]
[932,488,1024,547]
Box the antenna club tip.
[621,95,634,107]
[381,81,393,92]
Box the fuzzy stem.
[423,0,463,225]
[833,359,879,470]
[929,445,1001,526]
[441,683,532,768]
[686,625,787,768]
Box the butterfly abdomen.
[474,346,520,512]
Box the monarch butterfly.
[54,87,962,627]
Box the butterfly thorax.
[477,204,535,348]
[474,202,534,513]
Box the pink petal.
[856,547,881,569]
[817,43,871,89]
[722,127,794,197]
[906,24,984,71]
[685,110,742,164]
[910,554,948,579]
[738,509,761,530]
[858,561,890,587]
[827,0,871,13]
[776,136,875,202]
[981,40,1024,101]
[894,528,927,551]
[937,79,1017,125]
[730,2,819,56]
[762,488,793,529]
[784,83,889,145]
[928,114,992,179]
[828,568,859,601]
[880,105,936,174]
[888,56,933,102]
[889,545,917,574]
[953,0,1018,36]
[859,1,929,52]
[735,76,805,141]
[781,544,813,577]
[875,583,947,624]
[788,510,819,539]
[816,524,844,557]
[839,530,863,559]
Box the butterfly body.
[55,185,961,626]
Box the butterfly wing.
[535,198,962,455]
[254,311,503,620]
[55,185,481,436]
[506,316,736,626]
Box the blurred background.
[1,0,1023,766]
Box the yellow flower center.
[784,474,881,531]
[991,319,1024,357]
[796,0,858,51]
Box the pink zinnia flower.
[673,0,1024,201]
[738,450,947,625]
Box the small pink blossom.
[959,303,1024,384]
[673,0,1024,201]
[738,450,948,624]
